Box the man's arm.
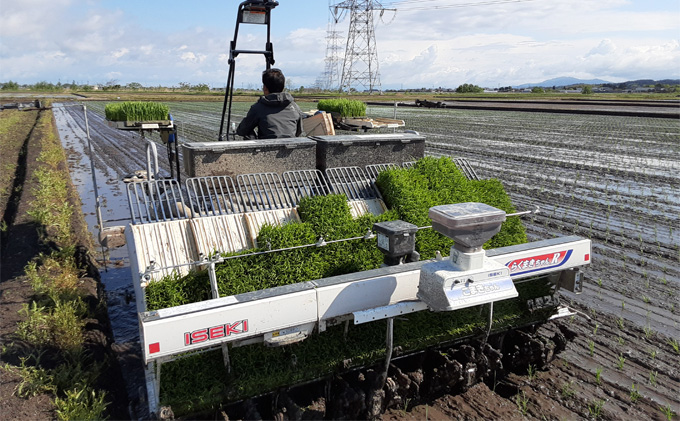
[293,102,304,137]
[236,104,259,139]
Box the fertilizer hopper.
[418,203,518,311]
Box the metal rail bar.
[282,169,329,204]
[186,176,240,216]
[365,163,400,180]
[126,180,187,224]
[453,158,481,181]
[237,172,291,212]
[326,167,381,200]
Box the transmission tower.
[317,16,344,91]
[333,0,393,94]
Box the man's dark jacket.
[236,92,303,139]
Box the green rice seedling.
[593,324,599,335]
[105,101,169,121]
[617,354,626,370]
[317,98,366,117]
[376,157,527,258]
[629,383,640,403]
[526,364,535,381]
[400,398,411,415]
[617,336,625,345]
[659,404,676,421]
[649,370,658,385]
[589,340,595,356]
[561,381,575,399]
[617,317,625,330]
[589,399,605,419]
[595,367,603,385]
[515,391,528,416]
[668,338,679,354]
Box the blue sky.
[1,0,678,89]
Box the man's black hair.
[262,68,285,93]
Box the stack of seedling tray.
[105,101,173,130]
[316,98,404,131]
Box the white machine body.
[132,234,590,365]
[418,254,516,312]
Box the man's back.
[237,92,303,139]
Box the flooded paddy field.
[54,100,679,419]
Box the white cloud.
[112,48,129,59]
[180,52,198,62]
[0,0,677,88]
[586,39,615,56]
[140,45,154,55]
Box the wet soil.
[38,100,680,419]
[380,306,679,420]
[392,98,680,119]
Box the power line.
[383,0,535,11]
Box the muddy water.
[53,104,156,414]
[54,104,140,341]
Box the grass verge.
[0,107,113,420]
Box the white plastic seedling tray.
[107,120,174,130]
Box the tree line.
[0,80,217,92]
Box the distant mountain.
[623,79,680,86]
[515,77,612,89]
[514,77,680,89]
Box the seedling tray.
[107,119,174,131]
[340,117,405,129]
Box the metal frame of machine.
[218,0,279,141]
[123,167,590,413]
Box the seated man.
[237,68,304,139]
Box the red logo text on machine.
[506,250,570,274]
[184,320,249,346]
